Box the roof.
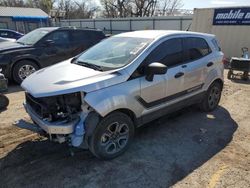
[0,6,48,17]
[115,30,215,39]
[36,27,59,31]
[194,6,250,10]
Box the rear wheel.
[199,82,222,112]
[13,60,39,84]
[89,112,134,160]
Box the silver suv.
[22,30,224,159]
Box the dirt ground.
[0,70,249,188]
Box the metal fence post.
[180,17,183,30]
[93,19,96,29]
[153,18,155,30]
[129,19,132,31]
[110,19,112,34]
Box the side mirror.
[43,39,54,46]
[145,62,168,81]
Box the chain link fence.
[52,16,193,34]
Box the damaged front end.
[24,92,91,148]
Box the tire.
[88,112,134,160]
[242,71,249,81]
[0,94,9,110]
[227,70,232,79]
[199,82,222,112]
[13,60,39,84]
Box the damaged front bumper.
[24,103,86,147]
[24,103,79,134]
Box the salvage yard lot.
[0,70,249,188]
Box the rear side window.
[71,31,88,42]
[144,38,183,67]
[71,30,105,42]
[183,37,211,62]
[212,38,221,51]
[86,31,105,41]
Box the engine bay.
[25,92,82,122]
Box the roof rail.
[58,26,77,30]
[58,26,101,31]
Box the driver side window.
[43,31,69,45]
[132,38,183,78]
[143,38,183,67]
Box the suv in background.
[0,29,24,40]
[0,27,106,84]
[22,30,224,159]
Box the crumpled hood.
[21,59,127,98]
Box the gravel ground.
[0,70,249,188]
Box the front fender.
[12,54,40,66]
[84,79,142,118]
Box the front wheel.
[199,82,222,112]
[88,112,134,160]
[13,60,39,84]
[0,94,9,110]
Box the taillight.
[222,56,229,65]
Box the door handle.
[175,72,184,78]
[207,62,214,67]
[182,64,187,68]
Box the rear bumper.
[24,103,79,135]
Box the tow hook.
[71,114,85,147]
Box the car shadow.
[228,77,250,85]
[4,84,23,94]
[0,106,237,188]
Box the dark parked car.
[0,29,24,40]
[0,27,106,84]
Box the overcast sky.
[182,0,250,9]
[91,0,250,11]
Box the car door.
[182,37,212,92]
[38,30,71,67]
[138,38,184,109]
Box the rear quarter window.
[71,31,88,42]
[87,31,105,40]
[212,38,221,51]
[71,31,105,42]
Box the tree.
[101,0,183,18]
[0,0,25,7]
[57,0,99,19]
[159,0,183,16]
[26,0,55,13]
[101,0,132,18]
[132,0,157,17]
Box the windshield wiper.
[75,61,103,71]
[16,41,25,45]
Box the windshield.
[17,29,49,45]
[76,37,152,71]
